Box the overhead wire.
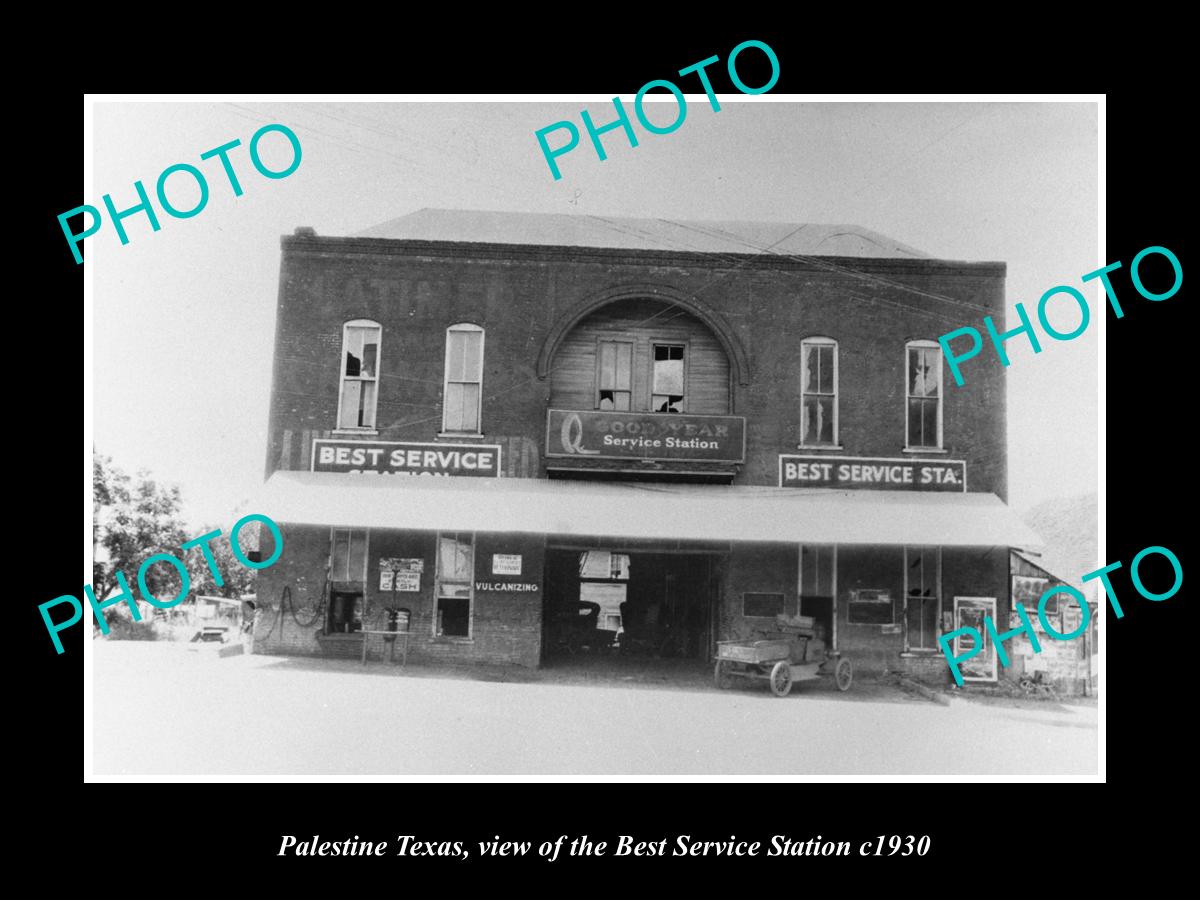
[218,100,994,429]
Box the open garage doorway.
[541,545,723,669]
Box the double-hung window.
[800,337,838,446]
[337,320,381,431]
[904,546,941,651]
[651,343,685,412]
[327,528,368,633]
[435,532,474,638]
[905,341,943,449]
[596,339,633,410]
[442,324,484,434]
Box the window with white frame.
[336,320,381,430]
[442,324,484,433]
[800,337,838,446]
[905,341,943,449]
[904,546,941,651]
[435,532,474,638]
[327,528,368,633]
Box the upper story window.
[800,337,838,446]
[596,339,633,410]
[442,324,484,434]
[651,343,686,413]
[905,341,943,450]
[337,320,381,431]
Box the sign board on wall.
[312,440,502,477]
[380,571,420,591]
[546,410,746,463]
[779,455,966,491]
[379,558,423,592]
[492,554,522,575]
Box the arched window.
[800,337,838,446]
[442,323,485,434]
[336,319,381,431]
[905,340,943,450]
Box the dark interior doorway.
[542,548,721,665]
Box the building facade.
[254,210,1039,684]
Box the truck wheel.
[770,661,793,697]
[835,657,853,692]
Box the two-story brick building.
[253,209,1040,684]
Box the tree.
[185,528,257,600]
[92,452,188,607]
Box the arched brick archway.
[536,283,750,386]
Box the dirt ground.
[90,641,1099,778]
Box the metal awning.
[256,471,1043,549]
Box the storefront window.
[337,320,381,430]
[435,532,474,637]
[904,546,941,651]
[327,528,367,633]
[799,544,836,644]
[800,338,838,446]
[651,344,685,412]
[597,340,633,410]
[847,589,894,625]
[905,341,942,449]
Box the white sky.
[91,99,1098,529]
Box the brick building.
[254,209,1040,684]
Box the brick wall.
[253,524,544,668]
[720,543,799,643]
[268,237,1008,497]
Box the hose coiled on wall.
[254,579,329,644]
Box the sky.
[90,98,1099,529]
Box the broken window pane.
[360,340,377,378]
[338,323,380,430]
[909,347,939,397]
[438,533,473,581]
[906,345,941,447]
[653,345,684,394]
[801,340,837,445]
[598,341,633,410]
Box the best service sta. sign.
[779,455,966,491]
[312,440,502,477]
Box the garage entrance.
[541,545,723,667]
